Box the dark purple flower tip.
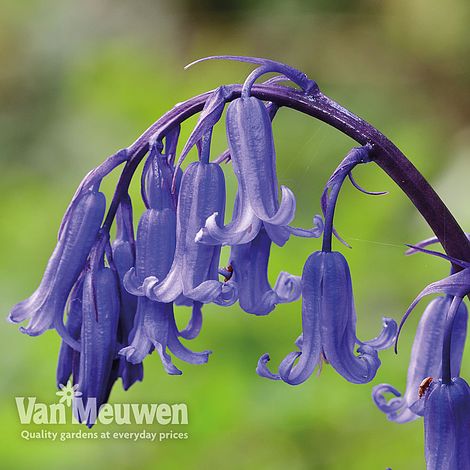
[9,188,105,347]
[373,297,467,423]
[76,265,120,426]
[147,161,238,306]
[258,251,396,385]
[185,56,319,95]
[164,124,181,167]
[423,377,470,469]
[143,139,181,211]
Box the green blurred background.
[1,1,470,469]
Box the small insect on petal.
[419,377,434,399]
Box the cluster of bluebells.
[9,56,470,468]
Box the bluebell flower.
[196,93,322,247]
[229,226,302,315]
[111,198,143,390]
[9,187,105,346]
[373,296,467,423]
[121,143,211,372]
[258,146,395,384]
[196,95,295,246]
[75,240,120,426]
[136,136,238,305]
[257,250,397,384]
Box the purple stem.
[103,84,470,264]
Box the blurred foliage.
[1,0,470,469]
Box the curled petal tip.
[256,354,280,380]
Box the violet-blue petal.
[166,306,211,364]
[359,317,397,351]
[264,215,323,247]
[10,189,105,345]
[260,252,323,385]
[260,251,394,385]
[196,191,262,246]
[256,353,281,380]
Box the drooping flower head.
[258,250,396,384]
[75,236,120,427]
[121,138,211,373]
[9,185,106,346]
[111,197,143,390]
[228,226,303,316]
[192,59,322,248]
[258,146,396,384]
[139,134,238,306]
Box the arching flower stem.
[99,83,470,265]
